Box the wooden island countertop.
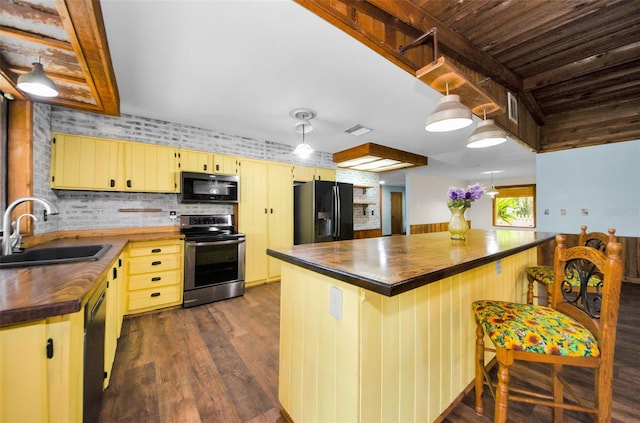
[267,229,556,296]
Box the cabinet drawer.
[128,269,181,291]
[128,241,182,258]
[128,254,181,275]
[127,285,182,312]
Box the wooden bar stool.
[472,234,624,422]
[525,226,616,305]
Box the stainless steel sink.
[0,244,111,268]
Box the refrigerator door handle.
[335,185,341,238]
[332,186,339,238]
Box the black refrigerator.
[294,180,354,244]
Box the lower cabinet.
[125,239,184,314]
[0,311,84,423]
[104,252,125,389]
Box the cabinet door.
[238,159,269,284]
[50,133,121,190]
[0,321,49,422]
[316,167,336,181]
[115,252,126,339]
[213,154,239,174]
[292,165,314,182]
[124,142,178,192]
[267,163,294,279]
[179,149,213,173]
[104,267,118,388]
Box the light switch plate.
[329,286,343,320]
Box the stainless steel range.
[180,214,246,307]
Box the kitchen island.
[267,229,556,423]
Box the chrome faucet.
[2,197,59,256]
[10,213,38,253]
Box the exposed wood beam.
[359,0,545,124]
[0,25,73,51]
[0,58,26,100]
[294,0,420,75]
[523,41,640,91]
[55,0,119,116]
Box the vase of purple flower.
[447,184,484,240]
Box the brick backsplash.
[28,106,379,233]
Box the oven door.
[184,238,246,291]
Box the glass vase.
[448,206,469,240]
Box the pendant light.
[291,108,316,159]
[484,171,500,198]
[466,109,507,148]
[425,83,472,132]
[17,57,59,98]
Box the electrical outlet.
[169,210,177,221]
[560,209,566,216]
[329,286,343,320]
[581,208,589,216]
[496,259,502,275]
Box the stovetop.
[179,214,244,241]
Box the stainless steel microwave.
[179,172,239,204]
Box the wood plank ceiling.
[295,0,640,153]
[1,0,638,154]
[0,0,118,116]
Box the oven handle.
[186,239,246,247]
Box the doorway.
[390,191,403,235]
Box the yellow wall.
[279,247,536,422]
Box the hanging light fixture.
[290,108,316,159]
[483,171,501,198]
[466,109,507,148]
[17,57,59,98]
[425,83,472,132]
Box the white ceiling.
[100,0,535,186]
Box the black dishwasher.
[83,278,107,423]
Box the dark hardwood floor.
[100,282,640,422]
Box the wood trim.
[7,100,33,234]
[410,220,471,234]
[353,228,382,239]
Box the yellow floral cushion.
[472,300,600,357]
[526,265,601,287]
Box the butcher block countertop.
[0,231,183,327]
[267,229,556,296]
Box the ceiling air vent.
[343,124,372,136]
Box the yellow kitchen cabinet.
[291,165,335,182]
[267,162,294,279]
[178,148,213,173]
[115,251,127,339]
[292,164,314,182]
[104,252,126,388]
[50,132,123,190]
[0,312,84,423]
[238,159,269,284]
[238,160,293,284]
[125,239,183,314]
[316,167,336,181]
[213,153,239,174]
[123,142,178,192]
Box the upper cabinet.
[123,142,178,193]
[50,133,122,191]
[51,133,178,193]
[213,154,239,175]
[292,165,336,182]
[178,149,213,173]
